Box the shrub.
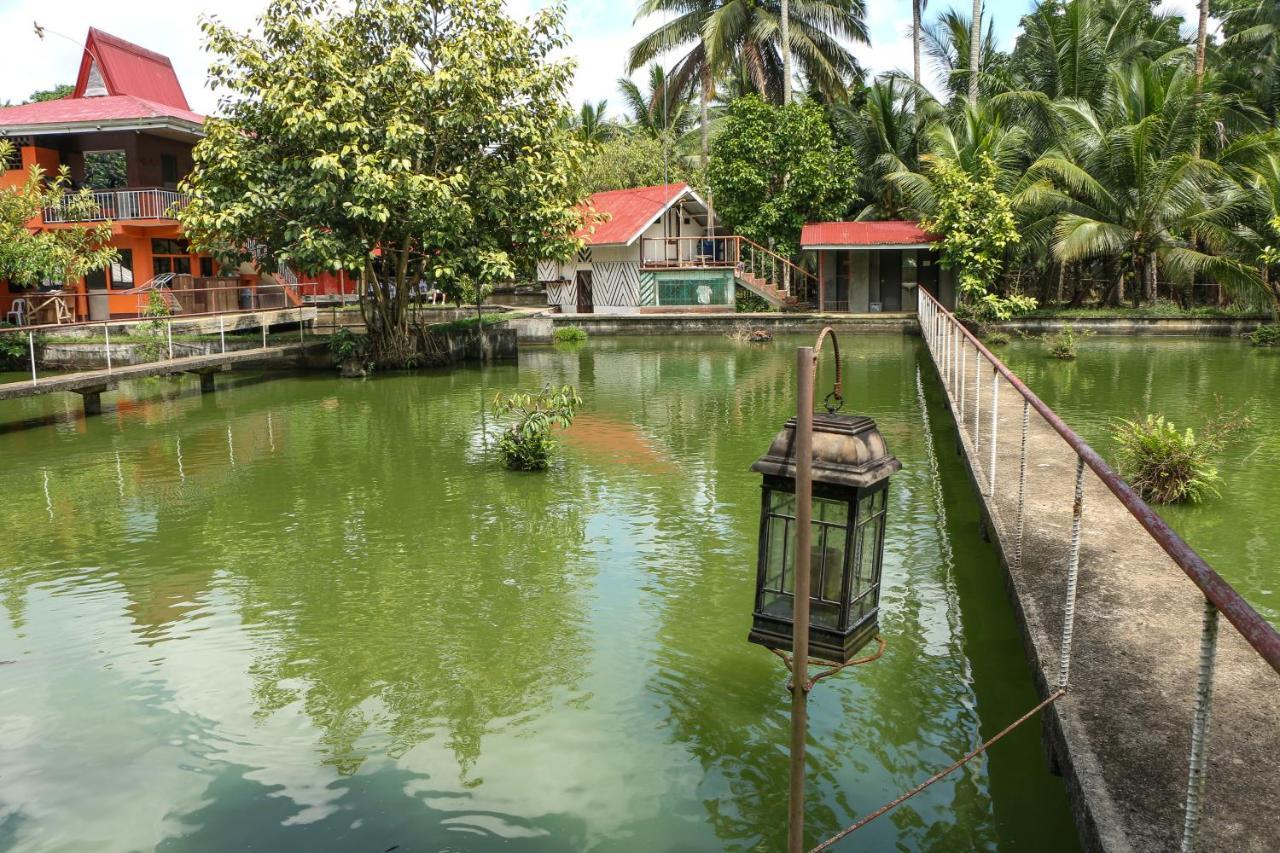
[492,385,582,471]
[1046,324,1091,360]
[552,326,587,344]
[984,330,1011,346]
[328,328,371,375]
[1247,323,1280,347]
[134,291,171,361]
[1112,412,1248,504]
[735,287,771,313]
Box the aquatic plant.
[1112,412,1249,504]
[983,330,1011,346]
[1247,323,1280,347]
[552,326,587,344]
[1045,324,1090,360]
[493,384,582,471]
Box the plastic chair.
[6,298,28,326]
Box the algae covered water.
[0,334,1077,851]
[1000,335,1280,626]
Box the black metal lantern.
[749,412,900,664]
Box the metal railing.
[639,235,818,302]
[2,304,312,389]
[916,287,1280,851]
[42,187,189,223]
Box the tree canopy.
[180,0,587,364]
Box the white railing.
[42,187,189,223]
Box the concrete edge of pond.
[923,351,1280,851]
[995,317,1268,337]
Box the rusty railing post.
[789,344,815,853]
[1180,599,1220,852]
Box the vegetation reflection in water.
[0,335,1076,851]
[999,336,1280,626]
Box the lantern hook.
[812,327,843,415]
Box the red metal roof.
[578,183,692,246]
[0,94,203,129]
[801,221,939,248]
[75,28,191,110]
[0,29,201,131]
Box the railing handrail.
[918,287,1280,674]
[42,187,190,223]
[736,235,818,285]
[637,235,817,286]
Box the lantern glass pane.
[770,491,796,516]
[765,514,788,591]
[849,510,884,623]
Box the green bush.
[134,291,171,362]
[1111,413,1247,504]
[735,287,771,313]
[492,385,582,471]
[1247,323,1280,347]
[552,326,587,344]
[984,330,1011,346]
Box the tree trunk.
[1194,0,1209,157]
[700,67,711,172]
[913,0,923,86]
[968,0,982,105]
[781,0,793,105]
[1144,258,1157,304]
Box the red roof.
[578,183,693,246]
[75,28,190,110]
[801,221,939,248]
[0,29,201,131]
[0,94,202,128]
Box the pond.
[998,336,1280,626]
[0,334,1077,851]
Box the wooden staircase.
[734,268,802,309]
[733,237,815,310]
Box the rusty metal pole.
[789,345,815,853]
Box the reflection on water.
[1000,336,1280,624]
[0,336,1076,851]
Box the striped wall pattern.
[537,259,560,282]
[545,280,575,308]
[592,261,640,307]
[638,272,657,306]
[576,247,593,264]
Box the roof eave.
[0,116,204,139]
[803,243,937,251]
[622,185,709,247]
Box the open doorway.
[575,270,594,314]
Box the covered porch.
[802,221,955,313]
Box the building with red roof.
[801,220,953,313]
[544,183,817,313]
[0,28,350,325]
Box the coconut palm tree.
[1218,0,1280,127]
[618,64,696,138]
[565,100,615,145]
[630,1,869,164]
[1027,61,1262,304]
[968,0,983,104]
[833,74,937,217]
[924,8,1006,104]
[913,0,928,85]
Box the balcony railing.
[42,187,190,224]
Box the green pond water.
[0,335,1079,852]
[999,336,1280,626]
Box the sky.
[0,0,1209,116]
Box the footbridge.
[915,288,1280,852]
[2,307,323,415]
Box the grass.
[427,311,520,335]
[552,326,587,344]
[1021,302,1262,320]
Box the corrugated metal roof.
[801,221,940,248]
[75,28,191,110]
[0,94,203,129]
[578,183,692,246]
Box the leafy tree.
[708,96,857,258]
[180,0,586,366]
[920,153,1021,301]
[576,133,702,196]
[24,84,72,103]
[0,139,117,289]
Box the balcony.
[42,187,190,224]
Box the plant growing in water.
[1112,411,1249,504]
[135,291,171,362]
[328,328,371,376]
[1045,324,1091,360]
[552,326,587,344]
[1247,324,1280,347]
[492,385,582,471]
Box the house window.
[110,250,134,290]
[161,154,179,188]
[152,238,192,277]
[199,257,214,278]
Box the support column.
[199,371,216,394]
[74,385,109,417]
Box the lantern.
[749,412,900,664]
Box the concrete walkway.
[931,343,1280,850]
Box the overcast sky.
[0,0,1207,116]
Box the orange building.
[0,28,352,325]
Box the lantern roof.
[751,413,900,489]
